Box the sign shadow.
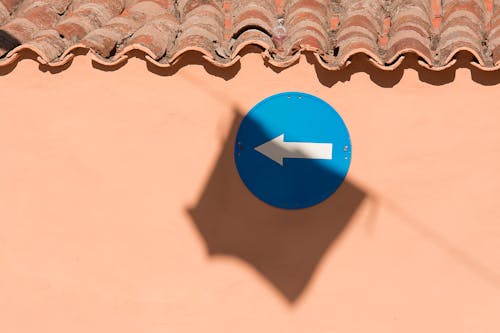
[187,110,366,303]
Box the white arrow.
[254,134,332,166]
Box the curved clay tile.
[283,0,330,56]
[0,0,70,57]
[438,0,487,66]
[1,0,23,13]
[56,0,125,43]
[386,0,433,65]
[82,0,172,59]
[124,13,178,61]
[229,0,274,58]
[0,0,500,71]
[172,0,224,62]
[336,0,386,66]
[231,0,274,38]
[0,3,8,25]
[489,0,500,65]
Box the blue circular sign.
[234,92,352,209]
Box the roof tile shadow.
[0,30,20,55]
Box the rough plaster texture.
[1,51,500,332]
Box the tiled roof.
[0,0,499,70]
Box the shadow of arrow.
[187,109,366,303]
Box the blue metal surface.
[234,92,352,209]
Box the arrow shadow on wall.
[187,109,366,303]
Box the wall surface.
[1,51,500,332]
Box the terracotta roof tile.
[491,2,500,63]
[1,0,500,70]
[387,0,433,64]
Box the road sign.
[234,92,351,209]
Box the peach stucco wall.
[1,51,500,332]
